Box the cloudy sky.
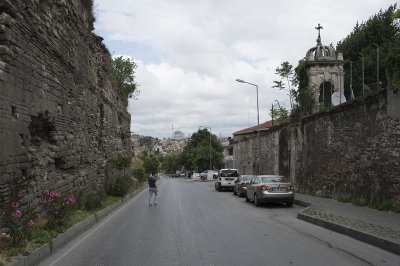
[93,0,397,138]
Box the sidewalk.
[294,193,400,255]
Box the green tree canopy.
[112,56,139,103]
[180,129,223,172]
[336,4,400,95]
[107,152,131,176]
[162,152,182,173]
[143,156,161,175]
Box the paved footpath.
[295,193,400,255]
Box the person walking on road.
[148,172,158,206]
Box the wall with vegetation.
[234,89,400,205]
[0,0,131,207]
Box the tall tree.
[143,156,161,175]
[336,4,400,96]
[162,153,182,173]
[273,61,297,111]
[180,129,223,172]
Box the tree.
[180,129,224,172]
[107,153,131,176]
[140,136,156,150]
[336,4,400,95]
[112,56,139,103]
[162,153,182,173]
[273,61,297,111]
[269,101,289,123]
[143,156,161,175]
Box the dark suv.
[215,169,239,191]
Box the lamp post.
[199,125,212,170]
[235,79,261,174]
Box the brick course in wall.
[0,0,131,207]
[234,89,400,205]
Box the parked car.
[233,175,255,197]
[215,169,239,191]
[200,170,218,181]
[245,175,294,207]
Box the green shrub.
[79,185,106,211]
[104,176,132,197]
[132,168,146,183]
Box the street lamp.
[199,125,212,170]
[235,79,261,175]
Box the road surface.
[40,176,400,266]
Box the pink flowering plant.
[104,176,132,197]
[0,176,36,245]
[77,184,106,210]
[40,189,76,229]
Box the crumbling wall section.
[0,0,131,207]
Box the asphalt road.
[40,176,400,266]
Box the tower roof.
[306,23,336,61]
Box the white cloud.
[95,0,397,137]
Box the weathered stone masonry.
[234,89,400,205]
[0,0,131,207]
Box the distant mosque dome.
[173,130,184,140]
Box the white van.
[214,169,239,191]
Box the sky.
[93,0,397,138]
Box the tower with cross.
[305,23,346,112]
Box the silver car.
[233,175,255,197]
[245,175,294,207]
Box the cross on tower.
[315,23,323,38]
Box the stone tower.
[306,24,346,111]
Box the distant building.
[220,137,234,169]
[130,134,140,151]
[173,130,184,140]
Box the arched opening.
[319,81,334,108]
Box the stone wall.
[233,89,400,205]
[0,0,131,207]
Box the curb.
[7,185,148,266]
[295,202,400,256]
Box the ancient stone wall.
[0,0,131,207]
[234,89,400,205]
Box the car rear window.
[221,170,238,177]
[261,176,288,183]
[242,175,254,181]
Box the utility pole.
[271,104,274,125]
[373,43,379,90]
[359,53,365,95]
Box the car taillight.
[261,185,271,191]
[241,182,246,187]
[287,185,294,190]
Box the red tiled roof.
[233,120,275,135]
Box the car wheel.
[245,193,250,202]
[287,201,293,207]
[254,193,260,207]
